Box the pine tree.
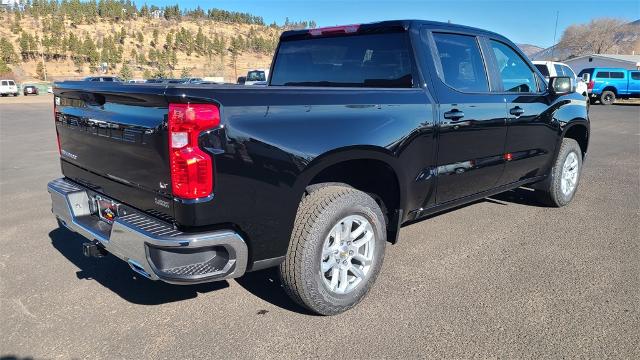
[180,67,191,79]
[120,63,132,80]
[36,61,46,80]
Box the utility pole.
[551,10,559,60]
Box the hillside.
[0,4,309,82]
[517,43,544,58]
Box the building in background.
[565,54,640,74]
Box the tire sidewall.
[304,192,386,311]
[551,140,582,206]
[601,91,615,105]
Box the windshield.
[247,71,266,81]
[270,32,413,87]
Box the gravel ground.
[0,102,638,359]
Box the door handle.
[443,109,465,120]
[509,106,524,117]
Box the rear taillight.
[587,81,594,90]
[168,103,220,199]
[54,96,61,154]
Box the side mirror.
[549,76,574,95]
[581,73,590,83]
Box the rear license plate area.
[94,195,120,224]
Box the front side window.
[271,32,413,88]
[535,64,550,77]
[490,40,536,93]
[631,72,640,80]
[8,80,15,86]
[432,32,489,92]
[610,72,624,79]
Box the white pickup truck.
[533,61,588,98]
[0,79,19,97]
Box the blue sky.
[150,0,639,47]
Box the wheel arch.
[602,86,618,95]
[296,146,406,244]
[562,122,589,158]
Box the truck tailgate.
[54,83,173,219]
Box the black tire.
[536,138,582,207]
[600,90,615,105]
[589,97,597,105]
[279,185,386,315]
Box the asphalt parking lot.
[1,99,638,359]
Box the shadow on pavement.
[235,267,316,316]
[49,227,229,305]
[49,226,311,313]
[487,187,548,207]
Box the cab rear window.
[270,32,413,88]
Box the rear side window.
[490,40,536,93]
[1,81,7,86]
[432,33,489,92]
[631,72,640,80]
[610,72,624,79]
[270,32,413,87]
[535,64,549,77]
[595,72,610,78]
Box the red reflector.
[504,153,513,161]
[168,103,220,199]
[309,24,360,36]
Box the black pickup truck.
[49,20,589,315]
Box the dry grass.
[1,13,279,82]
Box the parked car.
[22,85,39,96]
[50,20,589,315]
[578,68,640,105]
[533,61,588,98]
[0,79,19,96]
[84,76,123,82]
[244,69,269,85]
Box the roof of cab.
[280,19,504,40]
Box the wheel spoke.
[353,253,372,266]
[353,231,373,248]
[349,264,365,280]
[330,267,339,289]
[341,218,352,241]
[350,222,366,240]
[338,267,348,292]
[321,257,336,273]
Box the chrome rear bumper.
[48,178,248,284]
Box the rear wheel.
[279,185,386,315]
[600,90,615,105]
[536,138,582,207]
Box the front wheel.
[279,185,386,315]
[536,138,583,207]
[600,90,615,105]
